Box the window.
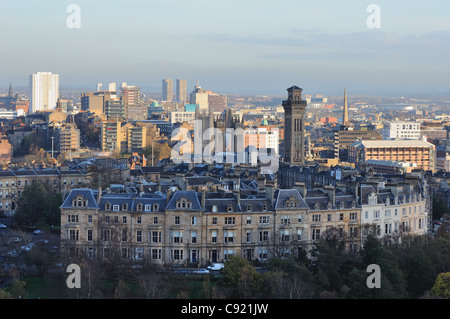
[260,216,270,224]
[144,204,152,212]
[246,231,252,243]
[114,216,119,224]
[105,203,111,210]
[137,216,142,224]
[281,215,291,225]
[88,215,93,223]
[211,231,217,243]
[152,249,162,260]
[339,213,344,221]
[153,204,159,211]
[136,230,142,242]
[212,205,218,213]
[152,231,162,243]
[191,216,197,225]
[212,217,217,225]
[227,205,233,212]
[349,227,358,238]
[312,214,321,222]
[68,229,79,241]
[312,229,321,240]
[137,203,143,211]
[350,212,357,220]
[68,215,79,223]
[113,205,119,211]
[246,204,252,212]
[172,249,183,260]
[174,216,180,225]
[224,231,234,243]
[225,217,235,225]
[297,229,303,241]
[297,215,303,223]
[374,211,380,219]
[172,231,183,243]
[259,248,268,260]
[102,230,110,242]
[280,230,290,242]
[153,217,158,224]
[246,216,252,225]
[87,229,92,241]
[327,214,332,222]
[123,216,127,224]
[191,231,197,244]
[122,230,127,242]
[259,230,269,242]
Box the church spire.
[342,88,349,127]
[8,83,13,97]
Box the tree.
[13,181,62,228]
[219,256,262,298]
[431,272,450,298]
[360,235,408,298]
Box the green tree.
[220,256,262,298]
[431,272,450,298]
[13,181,62,228]
[360,235,408,298]
[9,280,27,299]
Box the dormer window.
[176,198,192,209]
[339,201,344,209]
[314,202,320,210]
[262,204,267,211]
[137,203,143,211]
[327,201,333,209]
[153,203,159,212]
[105,202,111,210]
[246,204,252,212]
[122,203,128,211]
[227,204,233,213]
[212,205,218,213]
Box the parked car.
[207,263,225,271]
[192,268,210,274]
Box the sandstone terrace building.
[60,178,429,267]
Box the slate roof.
[274,189,309,210]
[166,190,203,211]
[61,189,100,209]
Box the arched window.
[246,204,252,212]
[227,204,233,213]
[105,202,111,210]
[122,203,128,211]
[153,203,159,212]
[136,203,143,211]
[212,205,218,213]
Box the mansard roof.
[274,189,309,210]
[61,189,99,209]
[166,190,203,211]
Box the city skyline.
[1,1,450,96]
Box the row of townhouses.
[60,180,428,267]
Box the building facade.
[30,72,59,113]
[349,139,436,171]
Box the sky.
[1,0,450,96]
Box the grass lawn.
[23,276,65,299]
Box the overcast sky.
[1,0,450,96]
